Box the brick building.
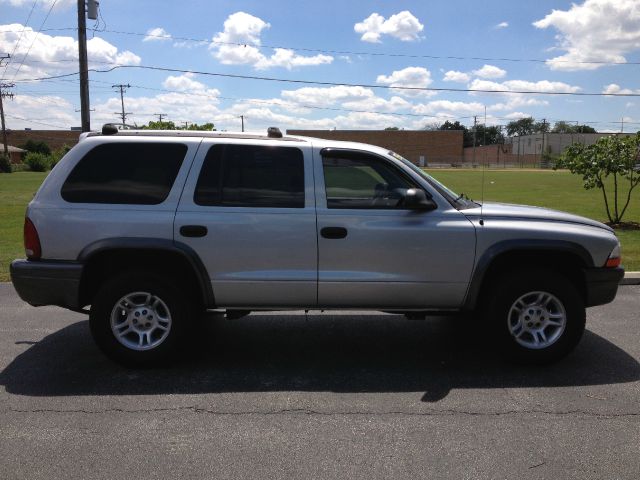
[5,130,81,152]
[286,129,463,165]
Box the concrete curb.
[620,272,640,285]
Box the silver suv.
[11,125,624,366]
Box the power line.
[13,64,640,97]
[10,0,59,82]
[5,26,639,67]
[1,0,38,79]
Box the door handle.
[180,225,208,238]
[321,227,348,239]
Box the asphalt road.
[1,283,639,480]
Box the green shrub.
[11,163,31,172]
[0,154,12,173]
[20,140,51,155]
[24,152,52,172]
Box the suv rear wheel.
[484,269,586,364]
[89,271,193,367]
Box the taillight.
[605,244,621,268]
[24,217,41,260]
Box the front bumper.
[583,266,624,307]
[10,259,83,309]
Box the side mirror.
[404,188,437,211]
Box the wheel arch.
[463,239,594,311]
[77,238,214,309]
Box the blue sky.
[1,0,639,132]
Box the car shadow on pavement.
[1,313,638,402]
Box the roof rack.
[91,124,305,142]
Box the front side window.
[322,153,417,209]
[194,144,305,208]
[61,142,187,204]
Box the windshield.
[387,151,478,208]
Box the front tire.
[484,269,586,364]
[89,271,193,367]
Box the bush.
[0,154,12,173]
[20,140,51,155]
[24,152,52,172]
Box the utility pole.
[472,115,477,165]
[0,81,14,157]
[541,118,547,165]
[621,117,624,133]
[182,121,190,129]
[154,113,167,122]
[112,84,131,125]
[77,0,92,132]
[239,115,244,132]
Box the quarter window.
[322,153,417,209]
[194,144,305,208]
[61,142,187,204]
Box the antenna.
[479,105,487,226]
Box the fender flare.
[78,237,215,307]
[462,239,594,310]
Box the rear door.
[175,139,317,308]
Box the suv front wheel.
[484,269,586,364]
[89,271,192,367]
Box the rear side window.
[61,142,187,204]
[194,144,304,208]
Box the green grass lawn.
[0,170,638,282]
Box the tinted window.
[61,142,187,204]
[323,154,416,209]
[195,144,304,208]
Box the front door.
[315,149,476,309]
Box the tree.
[384,126,400,131]
[20,140,51,155]
[185,122,215,131]
[556,133,640,224]
[464,124,504,148]
[142,120,177,130]
[552,121,576,133]
[575,124,596,133]
[506,117,535,136]
[438,120,467,132]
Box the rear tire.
[484,269,586,364]
[89,271,194,367]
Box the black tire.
[483,268,586,364]
[89,270,194,367]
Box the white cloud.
[469,79,581,94]
[472,64,507,79]
[4,94,76,129]
[210,12,333,70]
[342,96,412,113]
[376,67,435,98]
[443,70,470,83]
[602,83,640,95]
[412,100,485,116]
[354,11,424,43]
[533,0,640,70]
[281,85,374,107]
[143,27,171,42]
[0,24,141,79]
[495,22,509,29]
[162,73,209,92]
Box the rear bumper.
[583,267,624,307]
[10,259,83,309]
